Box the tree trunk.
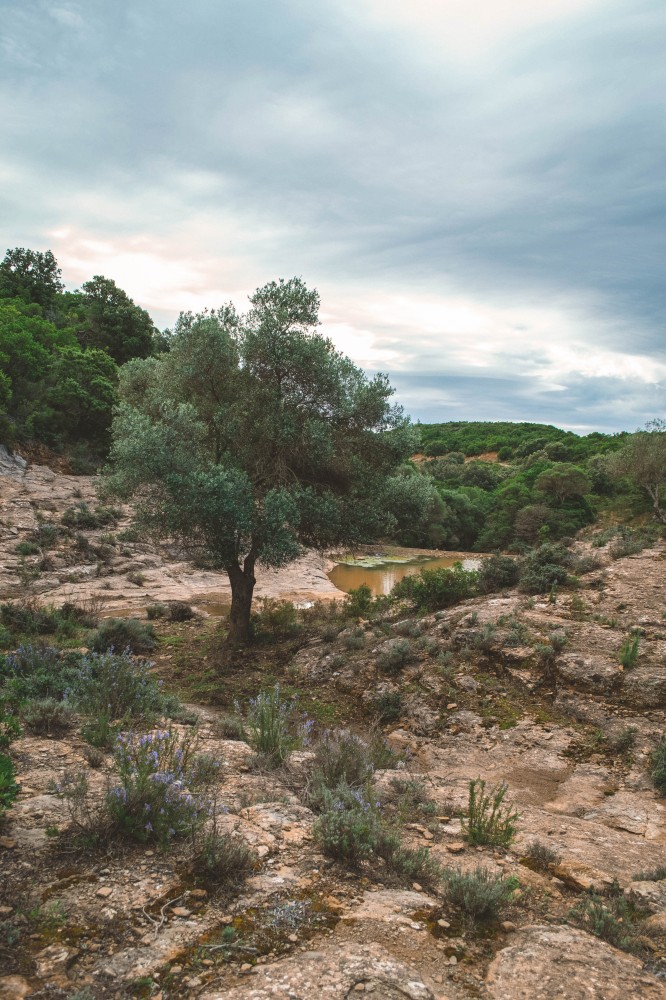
[226,558,256,645]
[646,485,666,525]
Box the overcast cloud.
[1,0,664,431]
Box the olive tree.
[609,419,666,524]
[103,278,420,643]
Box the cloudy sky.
[1,0,664,432]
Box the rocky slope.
[0,448,340,611]
[2,451,666,999]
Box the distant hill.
[417,421,628,462]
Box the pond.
[327,552,482,597]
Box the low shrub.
[374,690,402,723]
[377,638,414,675]
[0,753,19,815]
[387,777,438,822]
[75,649,179,745]
[462,778,518,847]
[312,781,383,863]
[609,530,649,560]
[307,730,376,809]
[343,584,374,619]
[14,540,39,556]
[619,633,640,669]
[214,713,247,740]
[117,527,140,543]
[375,829,441,889]
[146,603,168,620]
[343,628,366,650]
[191,827,257,886]
[518,544,572,595]
[477,555,520,594]
[0,597,100,640]
[633,865,666,882]
[522,839,561,871]
[650,738,666,794]
[167,601,195,622]
[107,729,215,845]
[252,598,300,639]
[0,700,21,749]
[391,565,479,612]
[22,697,75,736]
[568,891,637,951]
[570,552,604,575]
[85,617,156,654]
[237,685,310,765]
[549,629,568,652]
[393,619,422,638]
[442,866,518,924]
[126,571,146,587]
[32,522,60,549]
[0,645,83,704]
[57,729,219,847]
[61,503,121,530]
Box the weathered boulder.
[485,924,662,998]
[623,668,666,708]
[555,654,622,693]
[201,942,436,999]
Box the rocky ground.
[2,451,666,998]
[0,447,340,612]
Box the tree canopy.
[0,248,64,312]
[0,248,164,464]
[103,278,421,642]
[76,276,157,365]
[609,420,666,524]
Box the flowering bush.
[237,685,312,765]
[107,729,220,846]
[75,649,182,746]
[1,645,82,704]
[312,781,384,863]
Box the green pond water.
[327,553,482,597]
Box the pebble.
[0,906,13,916]
[171,907,192,917]
[240,963,253,974]
[412,882,423,892]
[446,842,465,853]
[170,966,182,975]
[502,921,517,932]
[96,886,113,898]
[0,838,17,849]
[437,919,450,929]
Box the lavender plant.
[107,729,219,846]
[237,685,312,765]
[312,781,384,863]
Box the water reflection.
[328,555,481,597]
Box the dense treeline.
[418,420,627,462]
[395,421,658,551]
[1,248,663,550]
[0,248,162,469]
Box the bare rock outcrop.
[485,924,663,998]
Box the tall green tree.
[77,276,157,365]
[0,247,64,312]
[609,419,666,524]
[103,278,420,643]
